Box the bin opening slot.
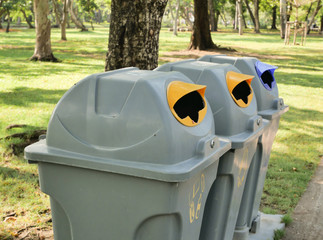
[173,91,205,123]
[260,70,274,89]
[232,81,252,105]
[255,61,277,91]
[167,81,207,127]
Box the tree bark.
[52,0,61,27]
[5,11,9,33]
[238,0,243,35]
[307,0,322,34]
[30,0,58,62]
[209,0,216,31]
[21,9,34,28]
[105,0,168,71]
[214,9,220,31]
[305,2,313,21]
[280,0,287,39]
[271,5,277,29]
[174,0,180,35]
[244,0,256,28]
[320,14,323,34]
[67,0,88,31]
[189,0,216,50]
[61,0,68,40]
[254,0,260,33]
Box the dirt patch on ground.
[282,157,323,240]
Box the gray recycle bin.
[199,55,289,239]
[24,67,231,240]
[156,60,267,240]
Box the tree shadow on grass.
[0,166,39,186]
[0,87,67,107]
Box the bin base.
[250,214,261,233]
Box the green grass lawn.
[0,24,322,238]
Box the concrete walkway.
[282,157,323,240]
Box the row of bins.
[25,55,289,240]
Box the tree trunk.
[105,0,168,71]
[305,2,313,22]
[271,5,277,29]
[189,0,216,50]
[320,14,323,34]
[209,0,216,31]
[6,11,10,33]
[174,0,180,35]
[307,0,322,34]
[67,0,88,31]
[61,0,67,40]
[52,0,61,27]
[21,9,34,28]
[214,10,220,31]
[254,0,260,33]
[234,1,238,29]
[244,0,256,28]
[280,0,287,38]
[287,2,292,22]
[30,0,58,62]
[238,0,243,35]
[179,6,193,29]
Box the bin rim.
[24,137,231,182]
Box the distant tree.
[307,0,322,33]
[78,0,98,30]
[254,0,260,33]
[167,0,181,35]
[105,0,168,71]
[280,0,287,38]
[18,0,34,28]
[189,0,216,49]
[30,0,58,62]
[67,0,88,31]
[1,0,19,32]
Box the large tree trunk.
[67,0,88,31]
[61,0,68,40]
[209,0,216,31]
[21,9,34,28]
[271,5,277,29]
[307,0,322,34]
[320,14,323,34]
[30,0,58,62]
[189,0,215,49]
[238,0,243,35]
[254,0,260,33]
[280,0,287,39]
[105,0,168,71]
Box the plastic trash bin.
[156,60,267,240]
[199,55,289,239]
[24,67,231,240]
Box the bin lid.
[156,60,266,148]
[198,55,289,117]
[25,68,231,182]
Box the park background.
[0,0,322,239]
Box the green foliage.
[281,214,293,226]
[0,25,322,237]
[274,229,285,240]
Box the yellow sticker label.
[189,174,205,223]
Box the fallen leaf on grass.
[4,216,17,222]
